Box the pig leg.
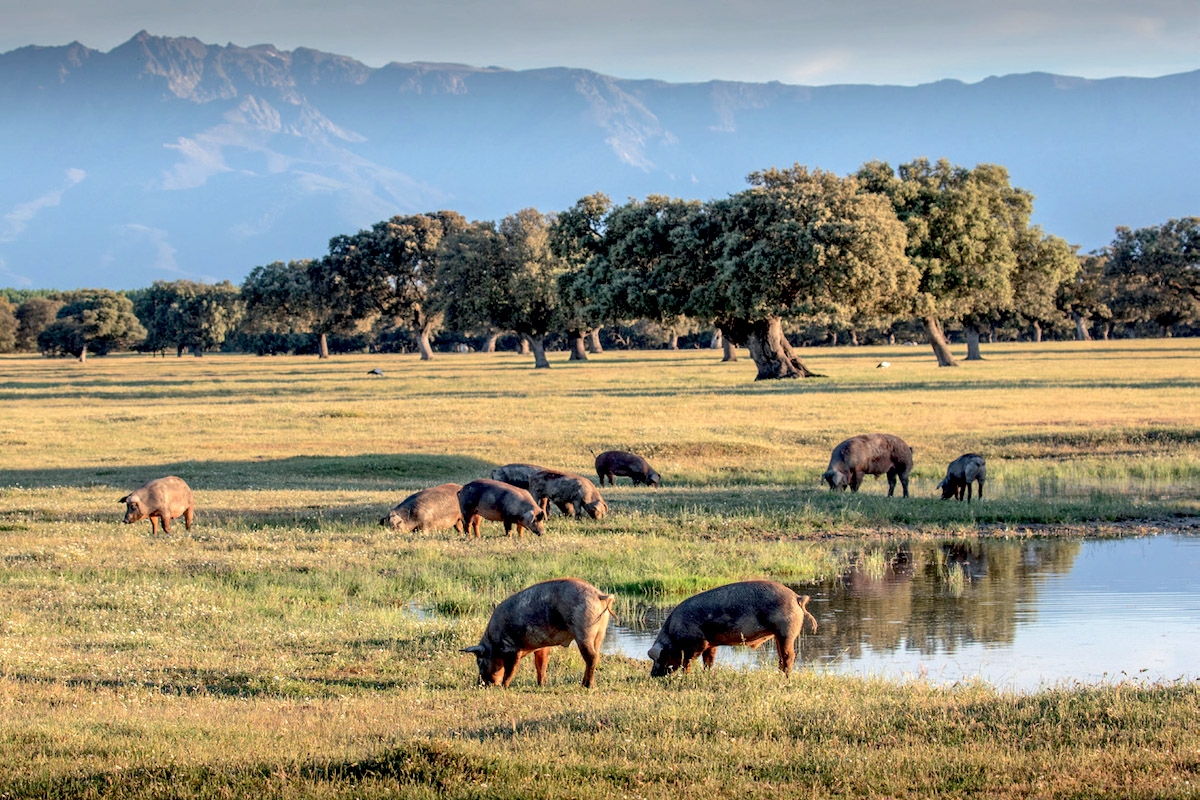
[184,506,194,530]
[967,482,973,504]
[470,515,482,538]
[977,478,984,500]
[454,519,465,534]
[499,652,521,688]
[899,469,910,498]
[701,646,717,669]
[850,471,862,492]
[533,647,551,685]
[159,514,171,534]
[775,634,796,674]
[578,641,600,688]
[887,468,898,497]
[148,517,158,535]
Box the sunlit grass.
[1,340,1198,797]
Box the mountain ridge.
[2,32,1197,289]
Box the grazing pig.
[529,469,608,520]
[823,433,913,497]
[457,479,547,538]
[594,450,661,487]
[118,476,194,534]
[489,463,548,491]
[461,577,617,688]
[648,580,818,676]
[379,483,465,532]
[938,453,986,503]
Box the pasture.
[1,340,1198,798]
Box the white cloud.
[0,168,86,242]
[161,137,233,190]
[0,256,33,287]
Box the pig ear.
[118,495,130,503]
[460,645,485,655]
[647,643,663,661]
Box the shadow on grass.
[0,453,500,492]
[9,740,507,797]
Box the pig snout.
[524,509,546,536]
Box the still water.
[603,534,1200,691]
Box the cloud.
[161,137,233,190]
[0,168,86,242]
[0,256,33,288]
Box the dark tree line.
[3,161,1197,375]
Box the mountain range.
[2,31,1197,289]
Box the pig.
[937,453,986,503]
[379,483,465,532]
[528,469,608,520]
[118,476,194,534]
[457,479,547,538]
[489,463,549,491]
[823,433,913,497]
[647,580,818,676]
[461,577,616,688]
[594,450,661,487]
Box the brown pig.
[380,483,465,532]
[529,469,608,520]
[457,479,547,538]
[118,476,194,534]
[461,578,616,688]
[489,463,549,491]
[594,450,661,487]
[938,453,986,503]
[647,580,818,676]
[823,433,913,497]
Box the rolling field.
[1,340,1199,798]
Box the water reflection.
[604,534,1200,691]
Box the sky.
[1,0,1198,86]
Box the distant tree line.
[2,159,1196,377]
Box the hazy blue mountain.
[2,31,1197,289]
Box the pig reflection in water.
[648,580,818,676]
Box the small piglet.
[648,580,817,676]
[823,433,913,497]
[529,470,608,520]
[462,578,616,688]
[938,453,986,503]
[457,479,547,538]
[119,476,194,534]
[594,450,661,487]
[380,483,464,532]
[489,463,548,491]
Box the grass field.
[1,340,1198,798]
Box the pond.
[602,534,1200,691]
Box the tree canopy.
[38,289,145,360]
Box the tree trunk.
[923,317,958,367]
[740,317,819,379]
[318,332,330,359]
[177,344,185,358]
[849,329,859,346]
[518,337,531,355]
[524,334,551,369]
[191,345,204,357]
[417,327,435,360]
[78,343,88,363]
[1032,320,1043,342]
[666,329,678,350]
[887,332,896,345]
[1072,313,1091,341]
[1162,324,1173,338]
[964,323,983,361]
[829,330,838,346]
[483,331,499,353]
[1100,322,1110,340]
[568,330,588,361]
[721,337,737,362]
[709,328,722,349]
[586,328,603,353]
[988,325,996,344]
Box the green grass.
[1,340,1198,797]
